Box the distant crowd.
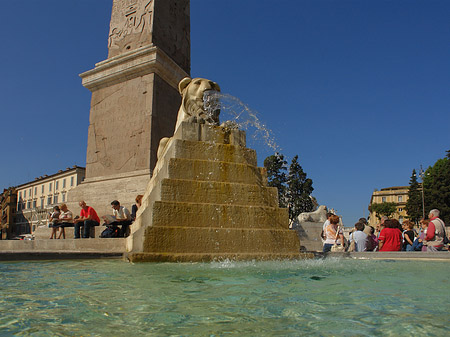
[321,209,449,253]
[47,195,143,239]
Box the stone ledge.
[125,252,314,263]
[0,238,126,253]
[0,252,123,261]
[323,251,450,260]
[80,45,188,91]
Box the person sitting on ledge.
[104,200,132,238]
[57,203,74,239]
[73,200,100,239]
[131,194,143,222]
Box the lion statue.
[175,77,221,131]
[157,77,221,160]
[296,205,328,224]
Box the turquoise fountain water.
[1,258,449,336]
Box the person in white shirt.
[348,222,368,252]
[107,200,132,237]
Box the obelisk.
[69,0,190,215]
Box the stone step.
[140,226,300,254]
[165,139,258,166]
[166,158,267,184]
[160,179,279,207]
[151,201,289,229]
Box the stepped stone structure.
[125,122,301,262]
[68,0,190,215]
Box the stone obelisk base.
[125,122,301,262]
[67,171,150,217]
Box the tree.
[286,155,314,221]
[423,153,450,223]
[369,202,397,219]
[264,153,287,208]
[405,169,422,223]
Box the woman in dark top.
[402,220,415,251]
[131,194,143,222]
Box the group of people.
[321,209,449,253]
[48,195,143,239]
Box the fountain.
[125,77,303,262]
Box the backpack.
[100,226,120,238]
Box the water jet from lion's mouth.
[203,90,279,152]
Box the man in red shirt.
[423,209,446,251]
[73,200,100,239]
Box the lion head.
[175,77,221,131]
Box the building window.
[54,195,58,204]
[398,196,402,202]
[70,177,74,186]
[63,179,66,188]
[29,188,32,196]
[382,197,386,202]
[49,183,52,192]
[33,200,37,208]
[34,187,37,195]
[17,202,21,211]
[27,201,31,209]
[47,196,52,205]
[24,190,26,198]
[62,193,66,202]
[41,199,44,208]
[56,181,59,190]
[19,191,22,199]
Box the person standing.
[73,201,100,239]
[321,212,334,241]
[322,215,344,253]
[48,206,61,239]
[423,209,446,251]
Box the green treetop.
[405,169,423,223]
[370,202,397,219]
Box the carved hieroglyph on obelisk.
[69,0,190,215]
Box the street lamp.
[418,165,427,219]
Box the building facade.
[368,186,409,226]
[15,166,85,234]
[0,188,17,239]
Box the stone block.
[173,122,246,147]
[166,158,267,185]
[151,201,289,229]
[140,227,300,254]
[160,179,279,207]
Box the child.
[412,219,429,251]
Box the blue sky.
[1,0,449,226]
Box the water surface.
[1,258,448,336]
